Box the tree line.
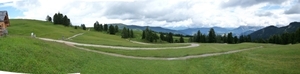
[141,27,184,43]
[189,28,251,44]
[256,28,300,44]
[46,12,71,27]
[93,21,119,35]
[121,27,134,38]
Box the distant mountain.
[108,23,263,36]
[125,25,187,35]
[178,26,263,36]
[230,26,264,36]
[249,22,300,40]
[179,27,229,35]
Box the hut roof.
[0,11,8,22]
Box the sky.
[0,0,300,30]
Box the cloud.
[284,0,300,14]
[256,12,274,16]
[221,0,287,8]
[2,0,300,29]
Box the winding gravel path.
[36,33,262,60]
[37,37,263,60]
[38,37,199,50]
[65,43,262,60]
[66,33,84,40]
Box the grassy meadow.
[70,31,190,47]
[1,36,299,73]
[79,43,264,57]
[0,19,299,74]
[8,19,85,39]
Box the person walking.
[31,32,34,37]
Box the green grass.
[8,19,85,39]
[186,44,300,74]
[70,31,190,47]
[1,19,299,73]
[8,19,188,47]
[79,43,265,57]
[1,36,299,73]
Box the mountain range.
[114,24,263,36]
[249,22,300,40]
[108,22,300,40]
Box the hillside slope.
[249,22,300,40]
[7,19,85,39]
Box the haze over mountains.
[110,21,300,41]
[112,23,264,36]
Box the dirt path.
[127,39,154,45]
[66,43,262,60]
[66,33,84,40]
[37,33,262,60]
[38,37,199,50]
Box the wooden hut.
[0,11,10,36]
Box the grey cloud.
[104,1,146,15]
[222,0,287,8]
[102,0,191,23]
[15,0,40,10]
[284,3,300,14]
[256,12,274,16]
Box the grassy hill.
[0,19,300,73]
[249,22,300,40]
[8,19,85,39]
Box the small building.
[0,11,10,36]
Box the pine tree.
[94,21,99,31]
[109,25,115,35]
[153,33,159,42]
[239,35,244,43]
[52,12,71,27]
[167,32,174,43]
[223,34,227,43]
[62,15,69,26]
[99,24,103,31]
[55,12,63,25]
[46,15,52,22]
[296,28,300,43]
[290,33,297,44]
[127,28,130,38]
[208,28,216,43]
[216,35,222,43]
[81,24,86,30]
[130,29,134,38]
[160,33,165,41]
[104,24,108,31]
[179,35,184,43]
[281,32,290,44]
[234,36,238,44]
[74,26,78,29]
[145,26,150,41]
[53,13,58,24]
[115,25,119,33]
[202,35,207,43]
[247,35,251,42]
[142,30,145,39]
[227,32,233,44]
[196,30,201,42]
[121,27,128,38]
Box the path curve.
[66,43,263,60]
[127,39,154,45]
[66,33,84,40]
[38,37,199,50]
[37,33,262,60]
